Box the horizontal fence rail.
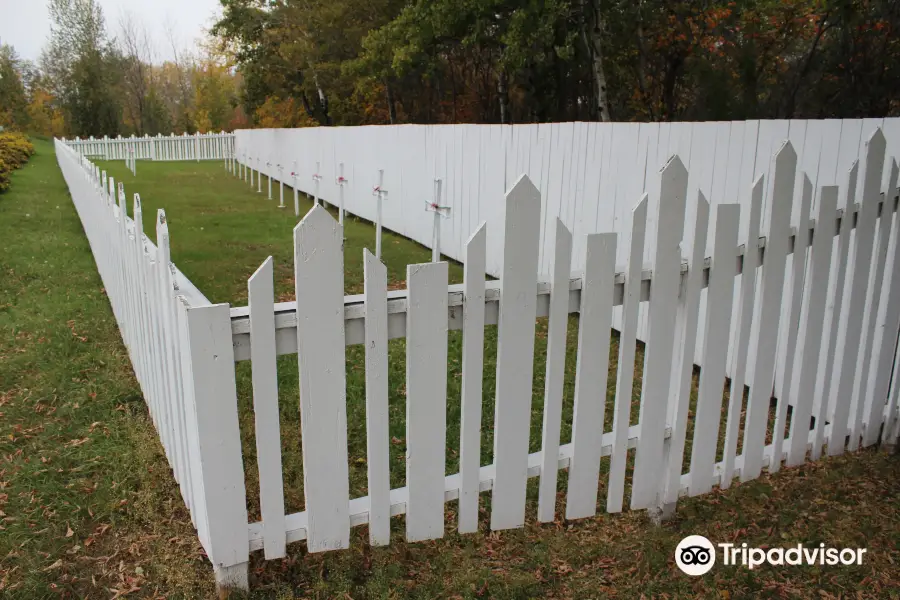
[56,124,900,594]
[63,131,235,162]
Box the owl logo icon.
[675,535,716,575]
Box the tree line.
[0,0,246,138]
[1,0,898,138]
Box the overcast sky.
[0,0,221,63]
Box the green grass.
[1,148,898,598]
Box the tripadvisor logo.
[675,535,867,576]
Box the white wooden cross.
[372,169,387,259]
[312,161,323,206]
[425,179,451,262]
[335,162,348,225]
[277,164,285,208]
[266,161,273,200]
[291,161,300,216]
[257,157,262,193]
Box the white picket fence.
[58,127,900,594]
[63,131,235,162]
[235,118,900,433]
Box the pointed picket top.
[506,173,541,209]
[133,194,143,236]
[658,155,689,232]
[157,209,171,265]
[294,204,340,257]
[772,140,798,185]
[661,154,688,180]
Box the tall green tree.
[41,0,122,136]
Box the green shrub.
[0,132,34,193]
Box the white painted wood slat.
[661,194,710,506]
[364,249,391,545]
[606,195,648,513]
[631,156,688,510]
[813,162,859,459]
[771,174,813,472]
[830,129,886,455]
[537,220,572,522]
[181,302,249,569]
[490,175,542,530]
[294,205,350,552]
[742,141,796,481]
[689,203,739,495]
[863,162,900,447]
[406,261,449,542]
[458,224,486,534]
[248,256,286,559]
[566,232,617,519]
[787,185,839,466]
[856,160,899,446]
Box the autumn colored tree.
[0,45,30,130]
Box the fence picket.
[689,203,739,495]
[459,224,486,534]
[248,257,286,559]
[830,129,886,455]
[566,232,616,519]
[406,261,449,542]
[537,220,572,522]
[294,205,350,552]
[363,249,391,545]
[632,156,688,510]
[853,159,899,447]
[771,175,813,472]
[742,141,796,481]
[180,303,249,583]
[787,185,839,465]
[664,193,710,504]
[491,175,542,530]
[813,162,858,460]
[863,161,900,446]
[606,195,648,513]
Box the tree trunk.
[498,70,509,124]
[587,0,611,121]
[636,0,652,119]
[385,80,396,124]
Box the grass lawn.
[0,143,897,598]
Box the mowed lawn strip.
[0,148,896,598]
[0,140,214,597]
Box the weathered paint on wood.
[248,257,287,559]
[458,224,486,534]
[364,249,391,545]
[294,206,350,552]
[406,261,449,541]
